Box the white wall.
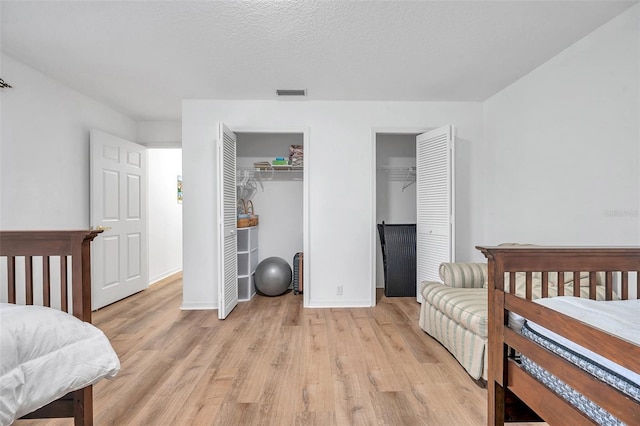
[138,121,182,147]
[182,100,484,309]
[484,5,640,246]
[0,54,137,229]
[148,148,183,283]
[1,55,183,291]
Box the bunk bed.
[0,230,120,426]
[477,246,639,425]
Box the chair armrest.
[439,262,487,288]
[420,280,444,293]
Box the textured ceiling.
[1,1,637,121]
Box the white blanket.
[0,303,120,426]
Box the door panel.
[217,123,238,319]
[103,235,120,288]
[103,170,119,219]
[416,125,455,302]
[90,129,148,309]
[127,174,141,218]
[127,233,142,278]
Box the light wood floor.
[16,274,540,425]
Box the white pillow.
[0,303,120,425]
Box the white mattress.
[0,303,120,426]
[527,296,640,385]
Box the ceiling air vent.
[276,89,307,96]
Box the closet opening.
[372,126,456,306]
[374,132,419,300]
[235,131,305,302]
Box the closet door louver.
[218,123,238,319]
[416,126,455,302]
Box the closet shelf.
[237,166,303,192]
[377,166,416,191]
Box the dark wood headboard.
[0,230,102,322]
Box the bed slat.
[7,256,16,303]
[60,255,68,313]
[621,271,628,300]
[572,271,580,297]
[558,272,564,296]
[25,256,34,304]
[605,271,613,300]
[43,256,51,307]
[588,271,596,299]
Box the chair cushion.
[421,282,488,338]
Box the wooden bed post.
[74,386,93,426]
[482,248,507,426]
[72,230,101,322]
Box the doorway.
[372,126,455,305]
[147,148,183,285]
[218,126,310,317]
[236,132,304,268]
[375,133,418,294]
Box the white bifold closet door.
[416,125,455,302]
[217,123,238,319]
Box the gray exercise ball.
[254,256,292,296]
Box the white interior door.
[217,123,238,319]
[416,125,455,302]
[90,129,148,310]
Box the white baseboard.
[149,267,182,285]
[306,298,373,308]
[181,301,217,310]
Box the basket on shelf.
[237,199,259,228]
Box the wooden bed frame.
[1,229,102,426]
[477,246,640,425]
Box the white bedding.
[526,296,640,385]
[0,303,120,426]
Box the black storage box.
[377,223,416,297]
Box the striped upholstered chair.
[418,259,612,382]
[418,262,489,381]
